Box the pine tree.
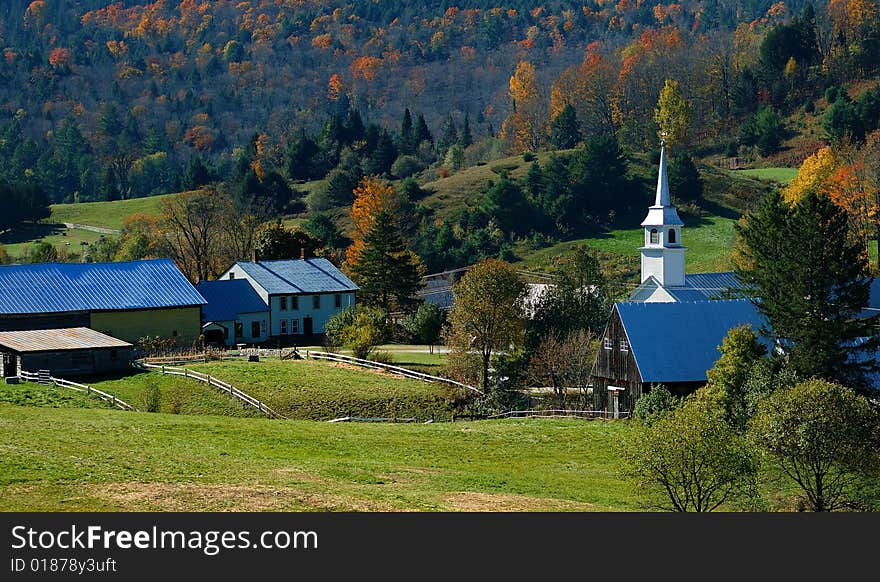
[400,108,415,155]
[414,113,433,146]
[459,113,473,148]
[349,210,424,311]
[735,190,878,390]
[549,103,581,149]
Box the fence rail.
[328,416,419,423]
[488,409,630,420]
[306,350,482,395]
[132,361,285,419]
[20,370,134,411]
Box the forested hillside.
[1,0,879,277]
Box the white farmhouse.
[216,258,358,342]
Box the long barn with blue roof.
[0,259,206,345]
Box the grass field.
[76,373,265,418]
[0,382,113,410]
[0,223,104,260]
[0,404,637,511]
[735,167,799,184]
[181,359,466,421]
[47,193,179,230]
[520,214,738,275]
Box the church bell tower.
[639,140,686,286]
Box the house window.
[251,321,260,338]
[668,229,676,244]
[260,320,267,334]
[291,296,299,310]
[335,294,342,308]
[229,272,235,280]
[603,337,613,350]
[313,295,321,309]
[172,330,178,337]
[620,339,629,352]
[650,229,659,244]
[281,319,288,335]
[292,319,299,334]
[280,296,287,311]
[110,349,118,361]
[235,322,243,339]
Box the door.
[303,316,313,336]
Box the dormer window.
[650,229,659,244]
[668,229,676,244]
[603,338,613,350]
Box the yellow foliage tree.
[501,60,547,153]
[653,79,689,145]
[783,147,837,204]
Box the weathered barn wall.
[590,307,643,413]
[91,307,201,344]
[17,347,132,377]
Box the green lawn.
[79,373,265,418]
[172,359,467,421]
[735,167,799,184]
[0,381,113,410]
[521,215,738,274]
[1,223,104,260]
[47,192,179,230]
[0,405,636,511]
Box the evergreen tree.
[459,113,473,148]
[286,131,320,180]
[399,108,415,155]
[349,210,424,311]
[549,104,581,149]
[735,190,878,390]
[364,129,398,176]
[185,156,212,189]
[668,153,703,202]
[414,113,433,146]
[438,115,458,154]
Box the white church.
[590,141,765,415]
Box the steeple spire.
[655,139,671,207]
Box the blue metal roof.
[616,299,768,383]
[235,258,358,294]
[197,279,268,322]
[0,259,206,315]
[666,272,746,302]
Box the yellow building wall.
[90,307,202,344]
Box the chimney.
[251,248,257,263]
[300,247,305,260]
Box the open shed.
[0,327,132,378]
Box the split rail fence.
[19,370,134,411]
[132,361,285,419]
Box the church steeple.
[638,140,686,286]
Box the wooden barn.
[590,300,766,416]
[0,259,206,344]
[0,327,132,378]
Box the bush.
[522,152,536,162]
[633,384,680,424]
[325,306,389,360]
[140,379,161,413]
[391,155,423,179]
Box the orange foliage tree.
[501,60,547,153]
[344,176,400,271]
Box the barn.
[590,300,767,416]
[0,259,206,344]
[0,327,132,378]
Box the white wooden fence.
[132,361,285,419]
[306,350,482,395]
[19,370,134,411]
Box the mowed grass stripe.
[0,405,637,512]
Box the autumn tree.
[445,259,526,393]
[254,221,321,261]
[157,188,230,283]
[528,329,596,410]
[654,79,690,145]
[502,60,547,153]
[345,176,400,269]
[348,210,425,312]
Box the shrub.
[140,379,161,413]
[522,152,536,162]
[633,384,680,424]
[391,155,423,178]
